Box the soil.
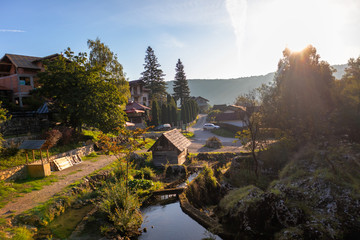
[0,155,116,218]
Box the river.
[138,172,222,240]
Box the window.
[19,76,31,86]
[143,97,147,105]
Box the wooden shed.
[148,129,191,167]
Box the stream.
[138,172,222,240]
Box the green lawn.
[0,175,59,209]
[211,128,236,138]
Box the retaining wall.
[0,144,94,181]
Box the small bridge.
[152,187,185,196]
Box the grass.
[0,175,58,209]
[82,152,99,162]
[211,128,235,138]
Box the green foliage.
[151,100,160,126]
[207,109,221,122]
[333,56,360,142]
[99,179,142,236]
[173,59,190,106]
[211,128,235,138]
[38,40,129,133]
[0,101,8,151]
[10,226,34,240]
[141,46,167,100]
[185,166,220,207]
[161,102,168,124]
[219,185,261,213]
[205,136,222,149]
[261,45,335,139]
[182,131,194,139]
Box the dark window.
[19,76,31,86]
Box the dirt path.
[0,155,116,218]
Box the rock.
[143,227,147,232]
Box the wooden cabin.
[148,129,191,167]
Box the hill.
[166,64,346,106]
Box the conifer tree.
[161,103,168,124]
[151,100,160,126]
[173,59,190,106]
[141,46,167,101]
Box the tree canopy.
[38,40,129,133]
[140,46,167,101]
[261,45,335,139]
[173,59,190,106]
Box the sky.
[1,0,359,81]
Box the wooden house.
[148,129,191,167]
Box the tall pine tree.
[173,59,190,106]
[141,46,167,101]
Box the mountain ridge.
[166,64,346,105]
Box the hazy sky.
[1,0,359,81]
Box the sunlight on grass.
[0,175,58,209]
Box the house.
[214,105,249,128]
[129,79,150,107]
[0,53,58,107]
[125,101,151,128]
[191,96,209,113]
[148,129,191,167]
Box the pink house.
[0,53,58,107]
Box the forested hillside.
[167,64,346,105]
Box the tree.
[173,59,190,106]
[151,100,160,126]
[334,56,360,141]
[140,46,167,101]
[0,102,8,150]
[235,91,264,178]
[38,45,128,133]
[261,45,335,139]
[87,38,130,99]
[161,103,168,124]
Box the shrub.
[205,136,222,149]
[99,179,142,237]
[43,129,62,149]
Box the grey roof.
[2,53,59,70]
[19,140,46,150]
[36,102,49,114]
[5,54,41,69]
[149,129,191,152]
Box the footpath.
[0,155,116,218]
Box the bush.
[205,136,222,149]
[43,129,62,149]
[99,179,142,237]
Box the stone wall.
[0,144,94,181]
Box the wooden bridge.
[151,187,185,196]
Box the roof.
[1,53,59,70]
[36,102,49,114]
[19,140,46,150]
[228,105,247,112]
[129,79,144,85]
[148,129,191,152]
[126,101,150,111]
[193,96,209,102]
[4,54,41,70]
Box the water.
[139,171,222,240]
[139,202,221,240]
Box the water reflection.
[139,201,221,240]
